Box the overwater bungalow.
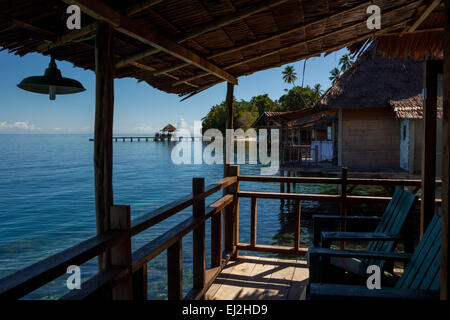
[157,123,177,140]
[0,0,448,301]
[255,47,444,178]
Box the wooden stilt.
[94,22,115,271]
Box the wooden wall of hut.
[341,107,400,169]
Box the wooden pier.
[88,136,200,142]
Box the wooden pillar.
[94,22,115,270]
[224,82,234,177]
[421,60,439,237]
[340,167,348,250]
[193,178,205,291]
[441,0,450,300]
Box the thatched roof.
[349,1,445,60]
[313,45,428,119]
[161,123,176,132]
[0,0,427,98]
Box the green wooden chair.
[309,214,441,300]
[311,188,417,281]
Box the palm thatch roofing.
[0,0,436,99]
[313,45,429,119]
[161,123,176,132]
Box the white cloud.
[0,121,41,132]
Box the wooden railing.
[0,166,440,300]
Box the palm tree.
[339,54,354,72]
[313,83,323,100]
[329,68,340,85]
[282,65,298,86]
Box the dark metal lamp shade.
[17,57,85,100]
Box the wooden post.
[280,169,285,193]
[225,165,239,259]
[94,22,115,271]
[287,171,291,193]
[441,0,450,300]
[294,200,301,251]
[251,197,257,246]
[211,207,222,268]
[340,167,348,250]
[110,205,132,300]
[192,178,205,291]
[167,240,183,300]
[421,60,440,237]
[132,264,147,300]
[224,82,234,177]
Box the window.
[327,126,332,140]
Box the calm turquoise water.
[0,134,342,299]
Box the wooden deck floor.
[206,256,309,300]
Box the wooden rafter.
[124,0,164,17]
[63,0,237,84]
[0,13,56,39]
[115,0,290,69]
[153,0,379,77]
[182,18,414,98]
[172,1,419,87]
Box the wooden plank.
[224,83,234,176]
[251,197,257,246]
[211,210,222,268]
[229,166,240,259]
[167,240,182,300]
[94,22,115,271]
[287,260,309,300]
[442,0,450,299]
[63,0,237,84]
[192,178,206,291]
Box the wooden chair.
[309,214,441,300]
[311,188,417,282]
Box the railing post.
[294,200,301,251]
[110,205,133,300]
[132,264,148,300]
[251,196,257,247]
[193,178,205,292]
[211,204,222,268]
[225,165,240,259]
[340,167,348,250]
[167,239,183,300]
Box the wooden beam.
[94,22,115,271]
[154,0,374,77]
[180,16,413,96]
[64,0,237,84]
[117,0,290,70]
[380,27,444,36]
[409,0,442,32]
[0,13,56,38]
[421,60,440,237]
[441,0,450,301]
[172,1,419,87]
[225,83,234,176]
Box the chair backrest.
[395,214,441,290]
[365,188,417,268]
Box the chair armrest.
[310,283,439,300]
[321,232,402,245]
[308,247,412,261]
[312,215,381,247]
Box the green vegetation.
[202,65,324,133]
[329,53,355,84]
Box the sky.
[0,48,348,134]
